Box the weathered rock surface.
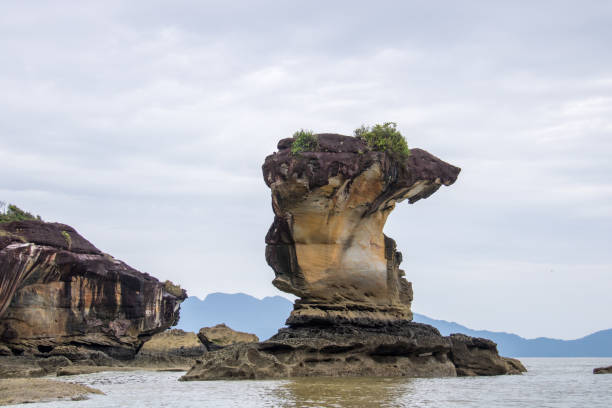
[182,322,455,380]
[593,365,612,374]
[0,220,186,360]
[132,329,207,368]
[198,324,259,350]
[182,133,525,380]
[0,348,134,379]
[448,334,526,376]
[0,324,259,378]
[0,356,47,379]
[181,323,525,380]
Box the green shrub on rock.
[164,280,184,298]
[0,202,42,223]
[354,122,410,157]
[61,230,72,249]
[291,129,318,155]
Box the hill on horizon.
[176,293,612,357]
[411,314,612,357]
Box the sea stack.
[263,134,459,326]
[181,133,525,380]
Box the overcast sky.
[1,1,611,340]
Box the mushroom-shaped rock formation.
[181,133,525,380]
[263,134,460,326]
[0,220,186,360]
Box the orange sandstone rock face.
[262,134,460,326]
[0,221,186,359]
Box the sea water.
[13,358,612,407]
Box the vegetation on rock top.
[291,129,318,155]
[0,202,42,223]
[354,122,410,157]
[290,122,410,157]
[164,280,185,298]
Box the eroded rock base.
[180,322,525,381]
[0,326,260,378]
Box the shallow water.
[14,358,612,407]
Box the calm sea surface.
[15,358,612,407]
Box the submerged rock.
[182,133,525,380]
[0,220,186,360]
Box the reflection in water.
[276,377,412,407]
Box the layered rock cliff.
[182,132,525,380]
[0,220,186,360]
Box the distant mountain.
[412,314,612,357]
[177,293,612,357]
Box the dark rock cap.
[0,221,100,254]
[263,133,461,206]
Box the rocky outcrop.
[133,329,207,368]
[0,220,186,360]
[182,133,525,380]
[181,324,526,381]
[181,322,455,380]
[0,325,259,378]
[197,324,259,350]
[448,334,526,376]
[593,365,612,374]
